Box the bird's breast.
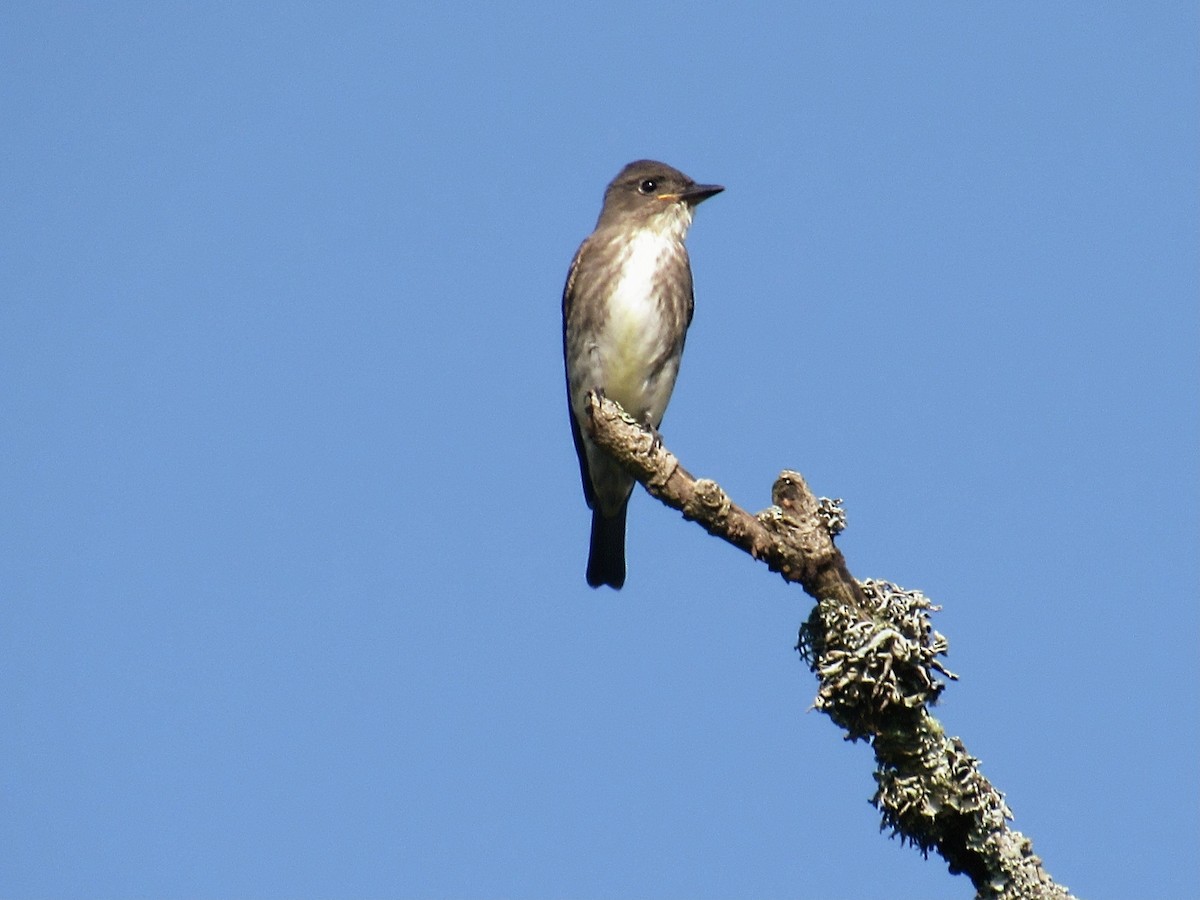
[594,229,684,421]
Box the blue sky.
[3,3,1197,898]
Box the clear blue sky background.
[3,4,1197,898]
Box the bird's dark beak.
[681,183,724,205]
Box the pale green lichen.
[797,580,1074,899]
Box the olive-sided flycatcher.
[562,160,723,589]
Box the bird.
[562,159,723,589]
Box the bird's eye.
[638,179,658,195]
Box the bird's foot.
[643,418,664,453]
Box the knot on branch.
[756,505,834,579]
[797,579,955,740]
[682,478,732,524]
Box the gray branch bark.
[584,392,1076,900]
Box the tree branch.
[585,392,1076,900]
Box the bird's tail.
[587,503,627,589]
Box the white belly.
[594,229,679,424]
